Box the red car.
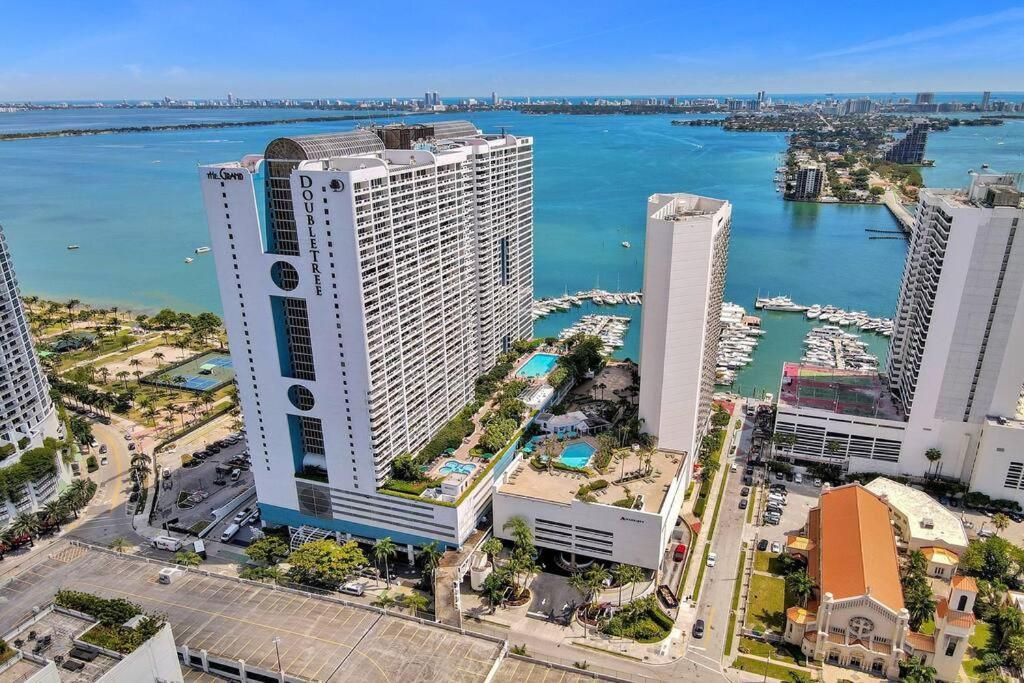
[672,543,687,562]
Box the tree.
[239,566,283,584]
[994,513,1011,536]
[786,570,816,608]
[245,536,290,566]
[373,537,398,588]
[390,454,420,482]
[419,541,444,591]
[372,591,397,609]
[481,568,511,611]
[925,448,942,478]
[899,656,936,683]
[480,418,518,453]
[10,512,40,547]
[401,592,429,616]
[612,564,646,604]
[568,571,596,637]
[285,540,367,590]
[41,500,67,531]
[174,550,202,567]
[481,537,504,564]
[109,537,130,553]
[960,536,1022,585]
[901,550,936,630]
[992,605,1024,651]
[503,516,534,548]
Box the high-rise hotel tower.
[0,226,64,523]
[199,122,533,549]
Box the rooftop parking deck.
[1,542,503,682]
[498,446,684,513]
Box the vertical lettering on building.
[299,175,323,296]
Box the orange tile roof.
[786,606,815,625]
[936,598,977,628]
[813,484,904,612]
[906,632,936,653]
[952,575,978,592]
[786,535,813,552]
[922,546,959,565]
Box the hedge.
[0,446,59,500]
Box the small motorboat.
[194,246,211,254]
[67,244,80,250]
[621,241,631,248]
[184,257,194,264]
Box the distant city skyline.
[2,1,1024,100]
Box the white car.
[771,541,782,554]
[100,456,108,466]
[706,552,717,568]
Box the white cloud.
[814,7,1024,59]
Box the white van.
[341,581,365,596]
[220,523,240,542]
[794,473,804,484]
[152,536,184,552]
[230,468,240,482]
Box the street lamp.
[272,636,283,681]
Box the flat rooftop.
[498,445,683,513]
[1,543,502,682]
[864,477,969,551]
[779,362,904,421]
[4,609,119,683]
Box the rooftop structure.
[864,477,969,553]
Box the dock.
[881,187,914,233]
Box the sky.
[2,1,1024,100]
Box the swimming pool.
[516,353,560,378]
[558,442,596,469]
[439,460,477,476]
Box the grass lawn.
[737,637,806,665]
[963,621,991,681]
[754,551,779,573]
[745,573,786,633]
[731,656,811,682]
[746,489,757,523]
[724,548,746,657]
[692,544,712,603]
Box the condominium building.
[0,225,64,523]
[492,192,730,569]
[198,121,534,551]
[773,172,1024,504]
[883,119,928,165]
[792,162,825,200]
[639,193,730,459]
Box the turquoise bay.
[1,108,1022,396]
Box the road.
[688,401,752,667]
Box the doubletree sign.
[298,175,323,296]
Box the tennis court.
[142,350,235,392]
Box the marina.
[800,325,880,371]
[557,313,631,356]
[715,302,765,386]
[532,289,642,320]
[757,295,894,336]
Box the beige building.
[784,484,976,681]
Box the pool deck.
[499,444,684,512]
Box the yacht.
[806,304,822,320]
[760,296,809,312]
[194,246,212,254]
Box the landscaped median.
[724,546,746,656]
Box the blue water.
[516,352,560,378]
[439,460,477,476]
[558,442,596,469]
[0,102,1022,397]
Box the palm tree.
[97,367,111,385]
[401,592,429,616]
[373,537,398,588]
[174,550,202,566]
[10,512,40,547]
[502,516,534,548]
[115,370,130,390]
[481,537,504,564]
[994,513,1011,536]
[41,500,66,531]
[131,452,152,467]
[924,448,942,478]
[109,537,130,553]
[372,591,397,609]
[899,656,937,683]
[612,564,646,604]
[132,370,144,384]
[152,351,166,366]
[420,541,444,591]
[785,570,816,607]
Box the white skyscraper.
[0,226,64,522]
[199,121,533,550]
[638,194,731,475]
[889,172,1024,478]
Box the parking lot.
[751,468,823,548]
[152,434,254,537]
[1,543,503,682]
